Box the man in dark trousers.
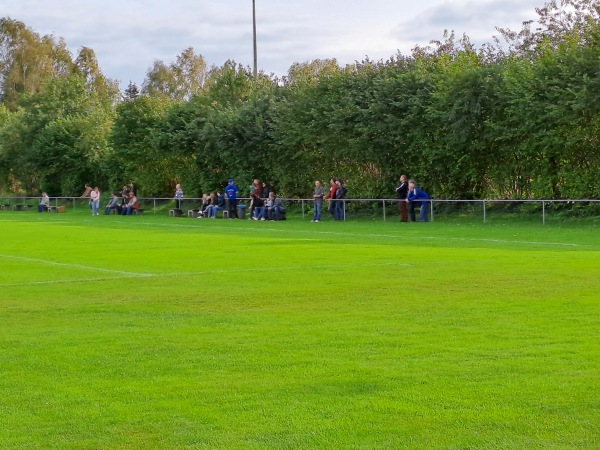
[395,175,409,222]
[224,178,239,219]
[406,179,430,222]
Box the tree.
[0,17,73,110]
[142,47,207,101]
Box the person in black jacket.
[395,175,409,222]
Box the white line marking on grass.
[46,218,582,248]
[0,254,154,277]
[0,275,148,288]
[156,262,413,278]
[0,262,411,288]
[286,230,581,247]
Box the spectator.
[395,175,409,222]
[121,192,139,215]
[198,193,212,217]
[120,185,130,208]
[224,178,238,219]
[261,182,270,199]
[249,179,263,219]
[38,192,49,212]
[254,193,272,220]
[206,192,226,218]
[174,183,183,210]
[324,178,338,220]
[104,192,120,215]
[312,180,324,222]
[269,192,286,220]
[406,179,430,222]
[90,187,100,216]
[80,183,92,198]
[335,179,347,220]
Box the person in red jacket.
[324,178,338,220]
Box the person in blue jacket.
[406,179,430,222]
[224,178,239,219]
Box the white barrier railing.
[1,196,598,224]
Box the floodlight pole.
[252,0,257,77]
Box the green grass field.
[1,212,598,449]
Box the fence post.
[383,200,386,222]
[301,199,305,220]
[483,200,486,224]
[542,200,545,225]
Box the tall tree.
[0,18,73,110]
[142,47,207,101]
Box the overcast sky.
[4,0,543,89]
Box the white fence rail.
[1,196,599,224]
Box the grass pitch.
[0,213,598,449]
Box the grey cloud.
[392,0,541,47]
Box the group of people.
[81,183,140,216]
[176,179,286,221]
[395,175,430,222]
[174,175,429,223]
[40,176,429,221]
[312,178,348,222]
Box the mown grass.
[0,212,598,449]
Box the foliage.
[1,0,600,199]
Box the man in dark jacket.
[395,175,409,222]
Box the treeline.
[1,0,599,199]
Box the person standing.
[324,178,338,220]
[406,179,430,222]
[80,183,92,198]
[224,178,238,219]
[395,175,409,222]
[90,187,100,216]
[174,183,183,210]
[335,179,347,221]
[249,179,263,219]
[312,180,324,222]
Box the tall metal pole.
[252,0,257,76]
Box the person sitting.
[104,192,121,215]
[204,192,225,218]
[121,192,139,215]
[268,192,286,220]
[406,179,430,222]
[38,192,50,212]
[197,193,213,218]
[253,195,272,221]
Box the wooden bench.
[169,208,182,217]
[46,205,66,213]
[133,209,144,215]
[12,205,29,211]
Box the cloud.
[393,0,541,49]
[3,0,546,88]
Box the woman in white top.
[90,187,100,216]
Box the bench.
[46,205,65,213]
[188,209,202,218]
[133,209,144,215]
[0,204,10,211]
[169,208,183,217]
[12,205,29,211]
